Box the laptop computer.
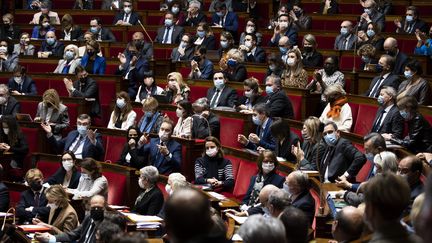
[153,94,170,104]
[15,113,33,122]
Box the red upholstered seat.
[19,100,38,116]
[179,66,191,78]
[9,190,21,208]
[21,127,39,155]
[287,94,302,120]
[21,62,57,73]
[232,160,258,201]
[219,117,245,148]
[224,155,242,180]
[290,126,302,141]
[309,188,320,232]
[103,171,127,205]
[356,160,373,183]
[188,86,209,103]
[163,110,178,123]
[353,104,378,136]
[424,113,432,125]
[348,102,359,131]
[137,1,161,11]
[36,160,61,179]
[305,36,335,49]
[98,81,116,105]
[247,70,266,83]
[339,55,361,71]
[157,182,169,200]
[104,135,127,162]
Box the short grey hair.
[63,44,79,60]
[189,0,201,9]
[374,151,398,173]
[324,83,346,97]
[140,166,159,184]
[0,84,9,93]
[266,75,282,88]
[290,170,309,191]
[380,86,397,101]
[238,215,287,243]
[192,97,209,110]
[268,189,291,211]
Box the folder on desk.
[18,224,51,233]
[121,212,163,223]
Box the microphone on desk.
[137,19,154,61]
[1,208,16,238]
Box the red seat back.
[353,104,378,136]
[188,86,209,103]
[232,160,258,201]
[157,182,169,200]
[348,102,360,131]
[36,160,61,179]
[287,94,302,120]
[219,117,245,148]
[104,136,127,162]
[103,171,127,205]
[309,188,320,233]
[224,155,242,180]
[19,100,38,116]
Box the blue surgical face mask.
[171,7,179,14]
[216,12,224,17]
[377,95,385,105]
[364,8,372,15]
[46,37,55,45]
[220,40,228,49]
[400,110,410,120]
[164,19,173,27]
[361,56,371,63]
[265,85,274,95]
[404,70,413,79]
[77,125,88,136]
[366,29,375,38]
[406,15,413,22]
[252,115,262,126]
[197,31,206,38]
[214,78,225,90]
[144,111,153,118]
[340,27,348,36]
[90,27,99,33]
[324,133,337,146]
[65,50,74,60]
[279,46,288,55]
[262,206,271,216]
[227,58,237,67]
[365,153,375,162]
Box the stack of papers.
[109,205,130,210]
[121,212,163,229]
[226,213,247,224]
[207,191,226,200]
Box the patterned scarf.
[327,96,348,119]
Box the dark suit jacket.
[371,105,404,139]
[275,131,300,162]
[98,27,116,42]
[113,11,141,25]
[170,45,195,62]
[7,75,37,95]
[397,19,429,34]
[0,25,21,40]
[211,12,238,36]
[115,55,150,100]
[246,118,275,151]
[59,26,82,40]
[269,26,298,47]
[242,172,285,205]
[48,130,105,161]
[16,188,50,223]
[359,11,385,32]
[302,50,323,68]
[319,1,338,14]
[238,95,266,108]
[132,186,164,216]
[0,182,9,212]
[392,51,408,75]
[321,138,366,182]
[1,96,20,116]
[244,46,266,63]
[183,12,207,27]
[40,40,65,58]
[393,112,432,153]
[55,215,98,243]
[364,73,401,97]
[398,78,432,105]
[46,168,81,189]
[71,77,101,117]
[80,54,106,75]
[292,190,316,224]
[194,35,216,50]
[206,86,238,108]
[265,90,294,118]
[223,64,247,82]
[118,144,146,169]
[334,34,356,50]
[0,133,28,167]
[155,25,184,44]
[142,138,182,175]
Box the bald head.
[46,31,56,39]
[332,206,364,242]
[132,32,144,41]
[383,37,398,53]
[259,184,280,206]
[90,195,106,208]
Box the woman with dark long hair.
[0,115,28,169]
[118,126,146,169]
[46,151,81,189]
[107,91,136,130]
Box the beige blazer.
[48,203,79,234]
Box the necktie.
[320,147,334,179]
[210,90,220,108]
[84,221,96,243]
[123,13,129,22]
[163,26,171,44]
[369,76,384,97]
[343,39,348,50]
[71,135,85,153]
[154,150,164,168]
[372,109,386,132]
[34,192,40,207]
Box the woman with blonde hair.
[137,97,164,134]
[319,84,353,132]
[32,185,79,234]
[107,91,136,130]
[193,22,216,50]
[34,89,70,140]
[221,48,247,82]
[281,48,308,88]
[53,44,81,74]
[166,72,190,104]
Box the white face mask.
[138,178,145,189]
[81,173,91,180]
[244,90,253,98]
[62,160,74,171]
[206,147,218,157]
[278,21,288,29]
[286,57,295,66]
[14,77,22,84]
[246,26,255,33]
[116,98,126,109]
[245,40,253,49]
[47,203,58,210]
[176,108,183,118]
[262,163,275,174]
[124,7,131,13]
[3,128,9,135]
[165,184,173,195]
[0,46,7,53]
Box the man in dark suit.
[285,171,315,224]
[140,119,182,175]
[238,103,275,151]
[265,75,294,118]
[126,32,153,61]
[7,65,37,96]
[269,14,298,47]
[383,37,408,75]
[36,195,106,243]
[211,2,239,40]
[320,121,366,182]
[132,166,164,215]
[0,84,20,116]
[334,20,356,50]
[240,33,266,63]
[113,0,140,26]
[89,17,116,42]
[188,47,214,80]
[64,66,100,117]
[170,33,195,63]
[38,31,64,58]
[0,165,9,212]
[16,169,49,224]
[183,0,207,27]
[332,206,364,243]
[192,97,220,139]
[41,113,104,161]
[371,86,404,139]
[206,71,238,109]
[364,54,401,98]
[358,0,385,32]
[155,12,185,44]
[395,6,429,34]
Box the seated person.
[239,18,263,47]
[118,126,145,169]
[364,54,401,98]
[32,185,79,234]
[1,13,21,40]
[132,166,164,215]
[207,72,238,109]
[242,150,285,207]
[155,12,185,44]
[88,17,116,42]
[264,75,294,118]
[270,118,300,162]
[30,3,60,25]
[281,48,308,88]
[165,72,190,104]
[291,2,312,30]
[292,116,325,169]
[46,151,81,189]
[31,14,55,40]
[331,206,364,243]
[284,170,315,224]
[135,72,164,103]
[217,31,234,58]
[7,65,37,96]
[194,136,234,191]
[192,22,216,50]
[0,165,9,212]
[320,121,366,182]
[188,47,214,80]
[41,114,104,160]
[174,100,205,138]
[170,33,195,63]
[192,97,220,139]
[237,77,266,114]
[397,155,424,205]
[357,44,378,71]
[14,32,35,56]
[126,32,153,61]
[334,21,356,50]
[107,91,137,130]
[383,37,408,75]
[357,23,385,52]
[238,33,265,63]
[59,14,82,41]
[266,53,284,78]
[392,96,432,153]
[54,44,82,74]
[269,14,298,47]
[319,0,338,14]
[238,103,275,151]
[80,40,106,75]
[414,26,432,56]
[358,0,385,32]
[220,49,247,82]
[113,0,140,26]
[139,119,182,174]
[0,84,20,116]
[0,115,29,169]
[183,0,206,27]
[16,169,49,224]
[64,66,101,117]
[137,97,164,134]
[397,58,432,105]
[0,39,18,72]
[301,34,323,68]
[34,89,70,140]
[319,84,352,132]
[211,2,238,40]
[66,158,108,200]
[394,6,428,34]
[37,31,64,58]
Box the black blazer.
[40,41,65,58]
[16,188,50,223]
[319,1,338,14]
[45,168,81,189]
[265,90,294,118]
[320,138,366,182]
[0,182,9,212]
[371,105,404,139]
[1,96,20,116]
[113,11,141,25]
[155,25,185,44]
[292,190,316,224]
[0,133,28,167]
[393,112,432,153]
[206,86,238,108]
[59,26,82,40]
[194,35,216,50]
[302,50,323,68]
[97,27,116,42]
[0,25,20,40]
[392,51,408,75]
[118,144,146,169]
[244,47,266,63]
[397,19,429,34]
[183,12,207,27]
[238,95,266,108]
[364,73,401,97]
[7,75,38,95]
[55,214,97,243]
[242,172,285,205]
[71,77,101,117]
[275,131,300,162]
[223,64,247,82]
[132,186,164,216]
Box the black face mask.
[133,39,144,50]
[87,51,95,56]
[29,181,42,191]
[192,55,202,63]
[90,207,104,221]
[386,49,396,57]
[303,46,313,53]
[128,136,139,143]
[324,66,336,75]
[80,76,87,83]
